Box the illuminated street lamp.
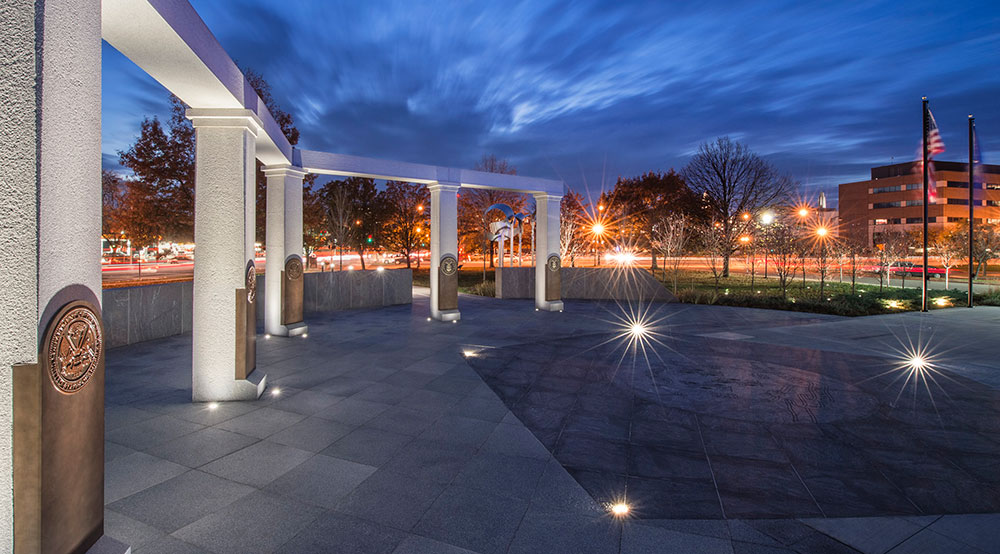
[760,212,775,225]
[797,207,809,218]
[592,222,606,266]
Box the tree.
[951,220,1000,280]
[560,190,588,266]
[873,226,909,291]
[382,181,430,268]
[117,178,163,275]
[930,228,962,289]
[319,180,354,270]
[606,170,699,270]
[102,171,126,254]
[302,183,328,258]
[651,214,689,294]
[683,137,792,277]
[335,177,386,270]
[766,218,802,299]
[458,155,525,268]
[118,96,195,241]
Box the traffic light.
[366,234,373,244]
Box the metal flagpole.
[921,97,929,312]
[969,115,975,307]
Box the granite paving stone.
[199,441,313,488]
[265,454,377,509]
[103,292,1000,552]
[321,427,414,466]
[109,469,255,532]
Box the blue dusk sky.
[101,0,1000,206]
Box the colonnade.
[1,0,564,550]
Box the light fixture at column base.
[286,322,308,336]
[435,310,461,322]
[536,301,564,312]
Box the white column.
[188,109,265,401]
[283,167,306,261]
[1,0,101,548]
[261,165,306,336]
[534,193,564,311]
[262,166,287,336]
[428,182,461,321]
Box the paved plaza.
[104,289,1000,553]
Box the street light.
[760,212,774,225]
[592,222,606,266]
[797,207,809,218]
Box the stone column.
[262,166,286,336]
[262,165,307,336]
[188,109,267,401]
[428,182,461,321]
[282,167,308,334]
[1,1,127,551]
[534,193,565,311]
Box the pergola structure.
[0,0,563,551]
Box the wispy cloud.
[101,0,1000,203]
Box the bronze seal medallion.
[286,256,303,280]
[547,255,560,272]
[441,256,458,276]
[246,262,257,303]
[46,302,102,394]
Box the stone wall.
[102,281,193,349]
[496,267,676,302]
[104,269,412,348]
[255,269,412,319]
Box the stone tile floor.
[104,288,1000,553]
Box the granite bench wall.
[103,269,412,348]
[102,281,192,349]
[255,268,412,321]
[496,267,676,302]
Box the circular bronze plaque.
[547,255,561,272]
[286,257,303,280]
[246,263,257,304]
[441,256,458,276]
[45,302,102,394]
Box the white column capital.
[262,164,307,179]
[186,108,263,136]
[533,192,563,201]
[427,181,462,193]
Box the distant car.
[865,261,946,278]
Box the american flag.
[926,109,946,157]
[973,123,985,204]
[915,108,946,203]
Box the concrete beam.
[102,0,292,166]
[296,149,563,195]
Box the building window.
[870,184,920,194]
[905,217,935,223]
[948,181,970,189]
[947,198,969,205]
[872,201,902,209]
[874,218,888,225]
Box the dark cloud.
[101,0,1000,202]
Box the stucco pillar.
[262,166,286,336]
[428,183,461,321]
[534,193,564,311]
[262,165,307,337]
[1,1,127,551]
[188,109,267,401]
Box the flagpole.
[969,115,975,307]
[922,97,929,312]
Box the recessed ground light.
[208,402,219,411]
[271,388,281,396]
[610,503,629,517]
